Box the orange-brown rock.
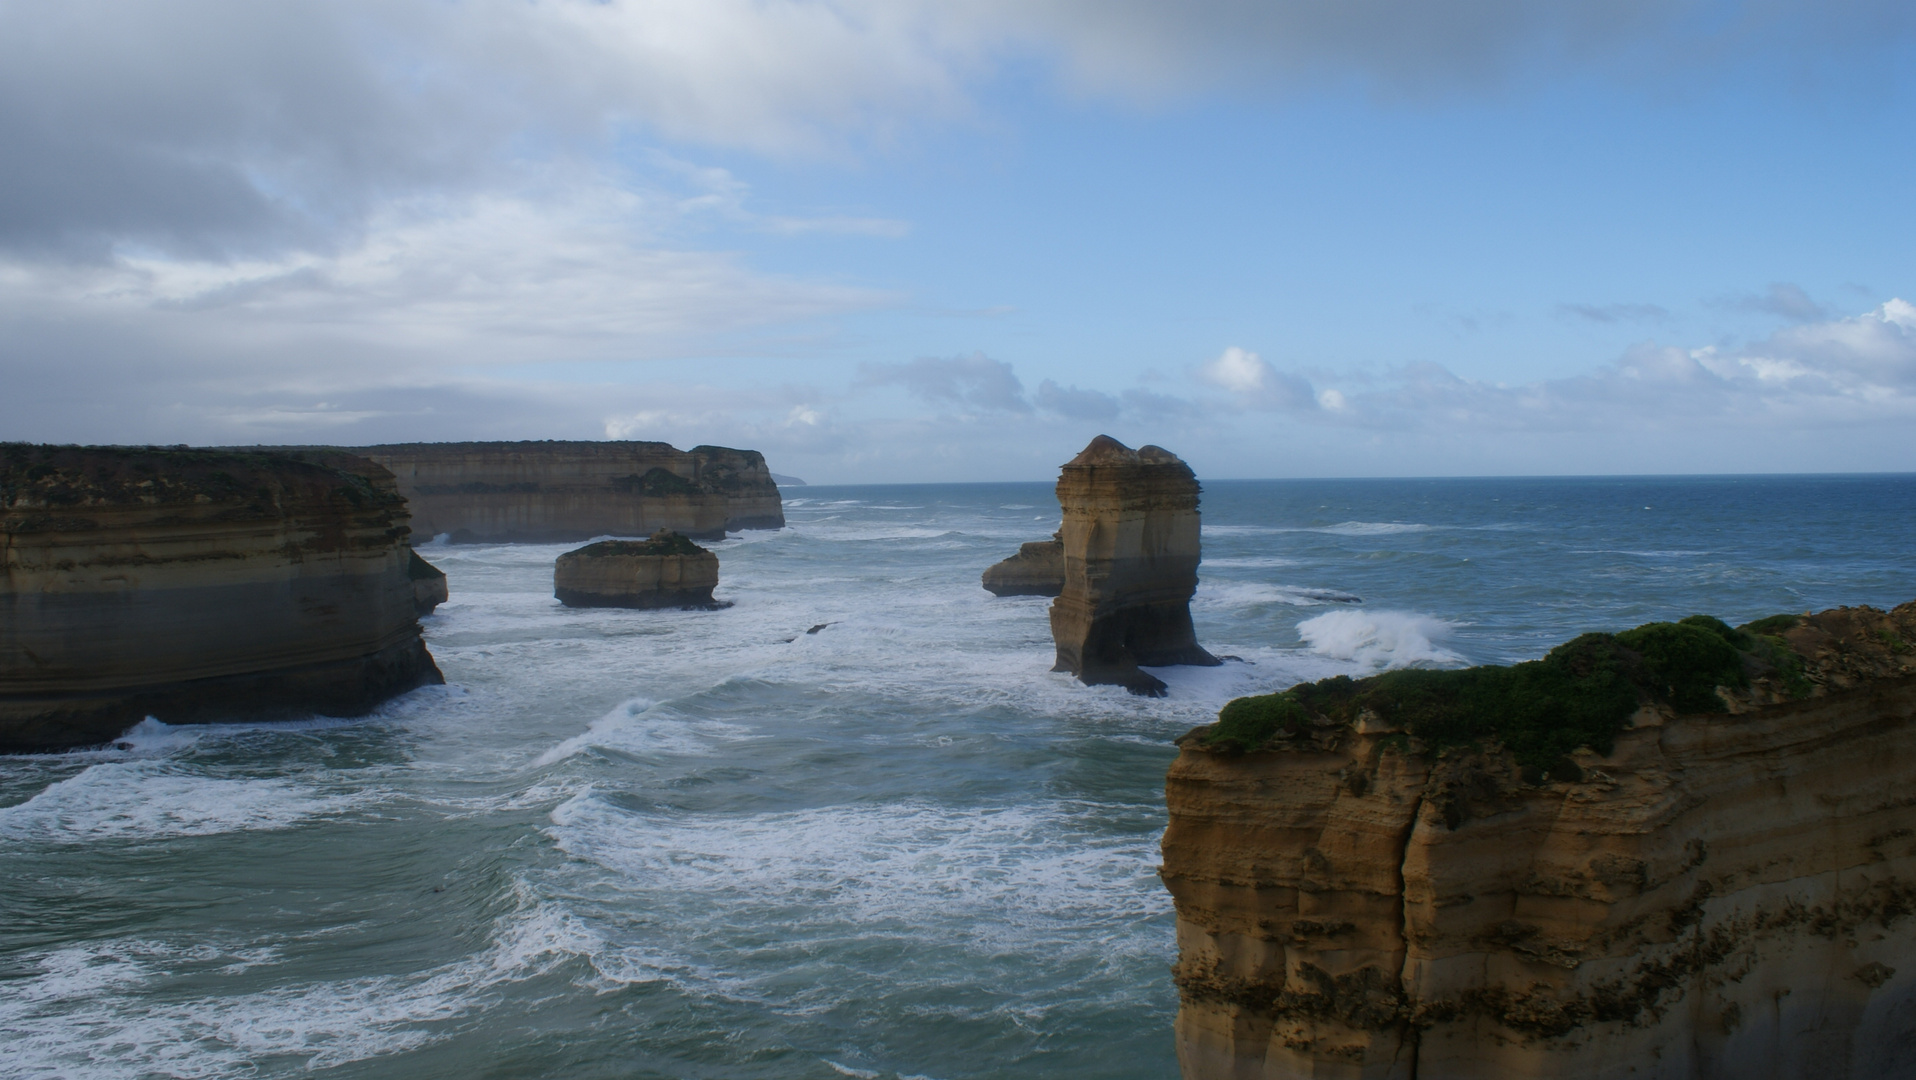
[359,440,784,543]
[982,534,1064,597]
[1163,602,1916,1079]
[553,530,727,610]
[1050,435,1217,695]
[1,444,442,752]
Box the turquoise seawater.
[3,475,1913,1079]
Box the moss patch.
[1205,612,1818,771]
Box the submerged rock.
[1164,601,1916,1079]
[408,550,449,616]
[1049,435,1218,695]
[358,440,784,543]
[0,444,443,752]
[981,534,1065,597]
[553,530,728,610]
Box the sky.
[2,1,1913,483]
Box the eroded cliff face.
[1050,436,1217,695]
[1,445,442,752]
[1163,602,1916,1079]
[553,531,726,610]
[361,441,784,542]
[983,534,1065,597]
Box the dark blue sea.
[3,475,1912,1079]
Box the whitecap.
[0,762,363,842]
[1295,609,1463,670]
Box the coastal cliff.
[2,444,442,752]
[1050,436,1217,694]
[359,441,783,542]
[1162,602,1916,1079]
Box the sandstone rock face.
[409,550,448,615]
[553,531,727,610]
[1,445,443,752]
[1163,602,1916,1080]
[360,441,784,543]
[1049,436,1218,694]
[982,534,1065,597]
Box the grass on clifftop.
[1205,614,1811,774]
[572,531,706,558]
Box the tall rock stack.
[1048,435,1218,695]
[1,445,443,752]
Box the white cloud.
[1193,346,1317,410]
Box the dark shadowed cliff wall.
[359,441,783,542]
[1,445,441,752]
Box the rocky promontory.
[1163,602,1916,1079]
[982,534,1064,597]
[359,441,784,543]
[1,444,443,752]
[409,550,448,615]
[1049,436,1218,695]
[553,530,727,609]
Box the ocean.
[3,475,1913,1079]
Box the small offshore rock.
[553,530,729,610]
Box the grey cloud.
[858,353,1032,413]
[1717,282,1829,322]
[973,0,1916,100]
[1558,301,1670,324]
[1034,380,1121,420]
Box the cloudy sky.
[3,0,1913,481]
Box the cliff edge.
[359,440,783,542]
[1050,435,1218,695]
[1162,602,1916,1079]
[1,444,443,752]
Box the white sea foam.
[0,761,362,842]
[1201,555,1301,569]
[545,796,1166,947]
[0,883,604,1078]
[1295,609,1463,669]
[1195,582,1362,609]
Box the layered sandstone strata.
[982,534,1065,597]
[1,444,443,752]
[1050,436,1217,694]
[553,530,727,610]
[360,441,784,543]
[1163,602,1916,1080]
[409,550,448,615]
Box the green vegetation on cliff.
[571,531,706,558]
[1205,613,1814,773]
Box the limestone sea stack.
[553,530,728,609]
[1049,435,1218,695]
[981,534,1065,597]
[1163,603,1916,1079]
[1,444,443,752]
[360,440,784,543]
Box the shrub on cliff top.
[1203,613,1809,772]
[574,532,705,558]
